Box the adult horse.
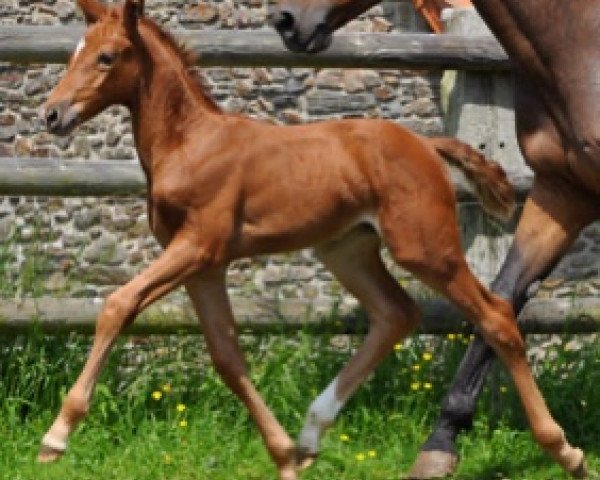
[271,0,600,478]
[36,0,585,478]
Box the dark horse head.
[269,0,378,53]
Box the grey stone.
[0,126,16,141]
[24,78,45,96]
[44,271,68,291]
[85,265,134,285]
[82,233,128,265]
[0,217,15,242]
[54,1,75,21]
[74,208,102,230]
[306,91,376,115]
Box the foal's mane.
[138,14,222,113]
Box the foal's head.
[270,0,377,53]
[41,0,146,135]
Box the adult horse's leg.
[38,235,206,462]
[406,177,597,479]
[184,271,299,480]
[295,227,420,465]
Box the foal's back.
[174,115,456,257]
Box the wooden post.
[441,7,529,284]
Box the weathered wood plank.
[0,26,510,70]
[0,157,532,199]
[0,296,597,335]
[0,158,146,196]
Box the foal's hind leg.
[296,226,420,466]
[407,177,598,479]
[184,271,298,480]
[379,201,585,477]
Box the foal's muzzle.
[41,101,80,136]
[269,8,333,54]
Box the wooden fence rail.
[0,26,510,70]
[0,296,598,335]
[0,157,533,198]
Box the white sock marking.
[41,433,67,452]
[298,378,344,454]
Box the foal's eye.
[97,52,117,67]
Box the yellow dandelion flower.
[469,334,475,341]
[422,352,432,362]
[411,364,421,372]
[410,382,421,391]
[356,453,366,462]
[162,383,171,393]
[367,450,377,458]
[581,400,587,408]
[339,433,350,442]
[179,419,188,428]
[176,403,186,413]
[152,390,162,401]
[163,453,172,464]
[500,386,508,394]
[447,333,456,341]
[394,343,403,351]
[424,382,433,390]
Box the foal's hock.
[37,1,584,479]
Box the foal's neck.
[129,22,221,175]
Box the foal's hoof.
[37,445,65,463]
[570,457,588,479]
[404,450,458,479]
[294,446,318,471]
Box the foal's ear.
[123,0,144,36]
[77,0,106,24]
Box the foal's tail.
[429,136,516,222]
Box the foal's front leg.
[185,272,299,480]
[38,236,205,462]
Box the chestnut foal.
[38,1,583,478]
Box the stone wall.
[0,0,598,313]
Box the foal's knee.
[98,292,138,335]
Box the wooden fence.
[1,26,510,70]
[1,27,597,335]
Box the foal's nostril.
[45,107,60,130]
[271,10,295,32]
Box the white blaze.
[72,37,86,61]
[297,378,344,454]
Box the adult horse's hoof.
[294,446,318,471]
[37,445,65,463]
[404,450,458,479]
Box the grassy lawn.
[1,330,599,480]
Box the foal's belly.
[234,207,379,258]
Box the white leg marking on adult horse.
[298,377,344,454]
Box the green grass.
[1,330,599,480]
